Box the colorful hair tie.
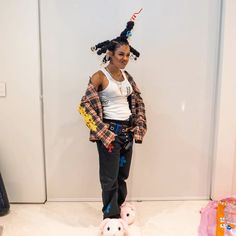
[91,9,143,62]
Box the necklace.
[105,67,124,95]
[105,67,124,81]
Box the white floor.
[0,200,208,236]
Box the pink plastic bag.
[198,197,236,236]
[198,200,218,236]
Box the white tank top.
[98,67,133,120]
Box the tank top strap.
[99,67,112,81]
[120,69,128,81]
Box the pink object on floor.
[120,202,136,225]
[198,197,236,236]
[98,218,129,236]
[198,200,218,236]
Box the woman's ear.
[107,50,113,59]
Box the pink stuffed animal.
[98,218,129,236]
[120,202,136,225]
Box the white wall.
[211,0,236,199]
[0,0,45,202]
[0,0,234,202]
[40,0,221,200]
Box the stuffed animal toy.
[120,202,136,225]
[98,218,129,236]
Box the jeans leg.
[118,133,133,206]
[96,137,121,219]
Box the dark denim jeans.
[96,121,133,219]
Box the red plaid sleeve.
[78,83,116,148]
[125,71,147,143]
[133,92,147,143]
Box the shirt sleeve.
[78,83,116,148]
[125,72,147,143]
[133,91,147,143]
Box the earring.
[105,54,110,61]
[102,55,110,64]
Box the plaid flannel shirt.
[78,71,147,148]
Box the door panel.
[40,0,220,200]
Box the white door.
[40,0,221,200]
[0,0,46,203]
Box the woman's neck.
[106,63,121,76]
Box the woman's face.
[109,44,130,69]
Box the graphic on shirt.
[120,85,132,96]
[78,105,97,132]
[100,95,109,105]
[119,155,127,167]
[126,86,131,96]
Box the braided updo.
[91,21,140,63]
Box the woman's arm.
[89,71,103,91]
[78,73,116,148]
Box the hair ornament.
[130,8,143,22]
[91,9,143,62]
[91,46,96,52]
[130,54,137,61]
[126,31,132,38]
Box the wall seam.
[37,0,48,203]
[210,0,225,200]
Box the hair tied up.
[91,8,143,63]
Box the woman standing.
[78,14,147,220]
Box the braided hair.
[91,20,140,63]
